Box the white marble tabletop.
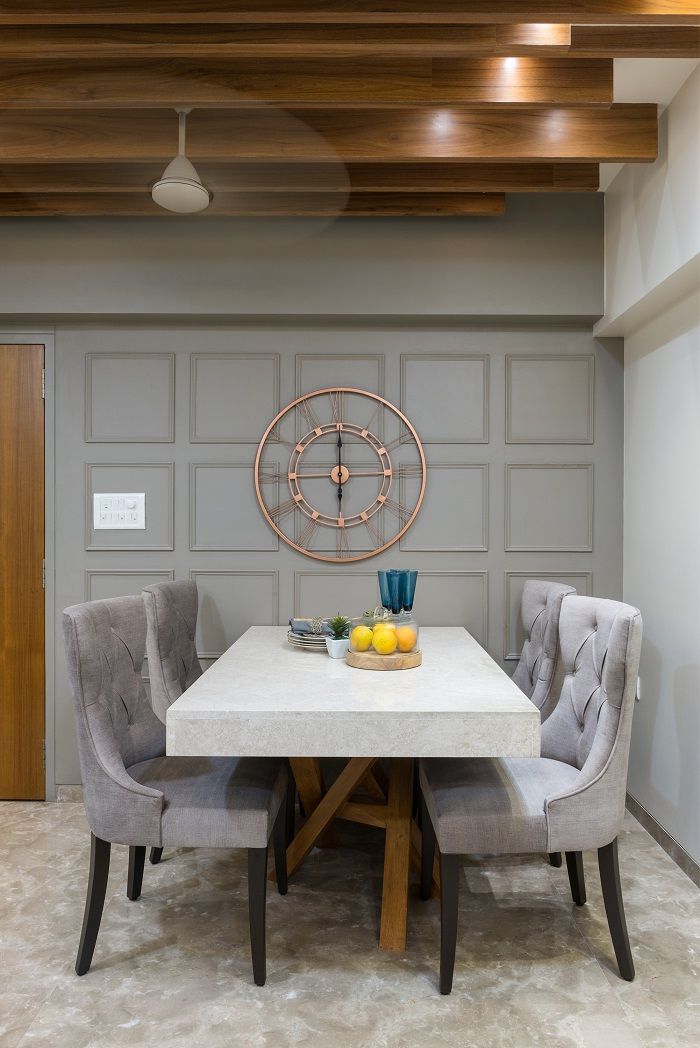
[167,626,540,759]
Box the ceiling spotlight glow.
[152,108,211,215]
[504,57,518,71]
[431,111,452,135]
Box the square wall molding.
[85,352,175,443]
[506,354,594,444]
[400,463,488,552]
[190,570,279,658]
[503,570,593,660]
[294,571,378,618]
[189,462,278,552]
[416,571,489,645]
[85,462,174,551]
[84,568,175,601]
[400,354,489,444]
[294,354,386,440]
[190,353,280,443]
[505,463,593,552]
[295,353,385,398]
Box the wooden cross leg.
[378,757,414,951]
[281,756,431,952]
[288,757,336,848]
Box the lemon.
[396,625,417,653]
[351,625,373,652]
[372,629,398,655]
[373,621,396,632]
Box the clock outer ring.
[254,386,427,564]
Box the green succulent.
[328,614,351,640]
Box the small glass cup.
[400,570,418,612]
[377,570,391,610]
[387,570,403,614]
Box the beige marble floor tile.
[0,804,697,1048]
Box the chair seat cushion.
[419,757,580,856]
[128,755,288,849]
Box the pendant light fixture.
[152,108,211,214]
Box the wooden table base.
[278,756,439,952]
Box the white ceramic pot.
[325,637,349,659]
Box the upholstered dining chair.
[512,579,575,720]
[419,595,643,994]
[63,595,289,986]
[512,579,576,868]
[142,579,296,860]
[142,579,203,866]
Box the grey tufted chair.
[142,579,202,725]
[63,595,289,986]
[512,579,576,869]
[142,579,296,863]
[419,595,643,994]
[512,579,575,719]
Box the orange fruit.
[350,625,373,652]
[396,626,417,653]
[372,629,398,655]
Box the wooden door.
[0,344,45,799]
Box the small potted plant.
[325,614,351,659]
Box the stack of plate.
[287,630,328,652]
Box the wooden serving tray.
[345,648,422,671]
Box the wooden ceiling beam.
[0,190,506,216]
[0,106,658,164]
[0,23,694,61]
[0,24,574,60]
[0,2,696,27]
[570,23,700,54]
[0,58,614,108]
[0,161,599,193]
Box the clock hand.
[337,431,343,514]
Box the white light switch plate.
[93,493,146,529]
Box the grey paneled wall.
[54,324,623,782]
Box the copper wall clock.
[254,387,426,562]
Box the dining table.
[166,625,540,951]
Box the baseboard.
[626,793,699,889]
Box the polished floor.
[1,801,697,1048]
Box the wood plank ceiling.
[0,2,697,217]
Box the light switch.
[93,493,146,529]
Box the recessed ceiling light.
[504,57,518,71]
[152,108,211,215]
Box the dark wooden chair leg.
[419,793,436,902]
[149,847,163,865]
[439,851,459,995]
[549,852,562,867]
[565,851,586,906]
[248,846,268,986]
[285,780,296,850]
[75,834,111,976]
[273,802,288,896]
[127,846,146,901]
[598,839,635,981]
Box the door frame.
[0,330,56,800]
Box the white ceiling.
[599,58,699,191]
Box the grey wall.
[623,290,700,868]
[53,322,623,783]
[0,195,603,319]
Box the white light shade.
[151,153,211,214]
